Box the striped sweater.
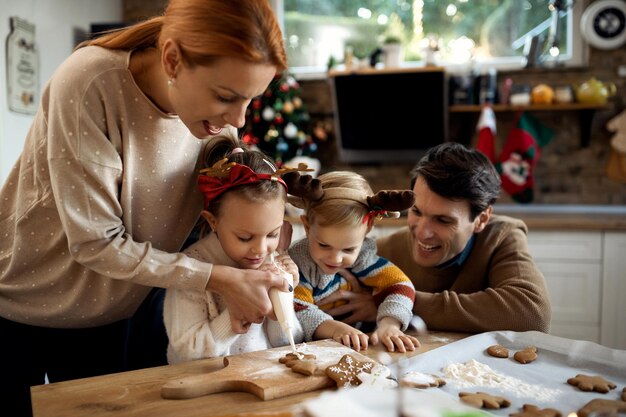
[289,237,415,341]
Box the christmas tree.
[242,72,317,165]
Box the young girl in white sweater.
[163,131,313,364]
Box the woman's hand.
[208,265,291,334]
[318,269,377,324]
[314,320,369,352]
[370,317,420,353]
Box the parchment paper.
[395,330,626,414]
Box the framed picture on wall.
[6,16,39,115]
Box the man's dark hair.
[410,142,501,220]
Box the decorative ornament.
[282,100,294,114]
[276,139,289,152]
[265,127,279,142]
[262,106,275,121]
[284,122,298,138]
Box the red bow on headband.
[197,163,287,209]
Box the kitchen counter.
[492,204,626,231]
[366,204,626,231]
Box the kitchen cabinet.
[527,230,626,349]
[527,231,603,344]
[601,232,626,350]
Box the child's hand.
[315,320,369,352]
[274,253,299,287]
[370,317,420,353]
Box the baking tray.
[395,330,626,414]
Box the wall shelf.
[449,102,614,147]
[450,103,612,112]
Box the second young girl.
[288,171,420,353]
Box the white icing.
[401,371,438,386]
[358,364,397,389]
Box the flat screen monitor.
[330,68,448,164]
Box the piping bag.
[268,252,297,352]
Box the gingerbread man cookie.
[357,364,397,389]
[577,399,626,417]
[400,371,446,389]
[509,404,562,417]
[459,392,511,409]
[279,352,318,376]
[325,354,374,388]
[486,344,510,358]
[567,374,617,393]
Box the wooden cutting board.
[161,339,376,401]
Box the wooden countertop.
[31,331,468,417]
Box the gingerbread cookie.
[567,374,617,393]
[279,352,318,376]
[509,404,562,417]
[357,364,397,389]
[279,352,316,367]
[400,371,446,388]
[459,392,511,409]
[514,346,538,364]
[486,344,510,358]
[577,399,626,417]
[291,360,317,376]
[325,354,374,388]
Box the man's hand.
[208,265,291,333]
[318,269,377,324]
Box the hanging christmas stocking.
[475,105,497,163]
[497,112,553,203]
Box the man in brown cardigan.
[324,142,551,333]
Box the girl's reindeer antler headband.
[198,158,322,208]
[287,181,415,227]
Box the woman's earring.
[167,78,174,87]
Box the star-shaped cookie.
[325,354,374,388]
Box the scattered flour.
[441,359,562,402]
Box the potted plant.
[382,35,403,67]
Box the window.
[272,0,585,77]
